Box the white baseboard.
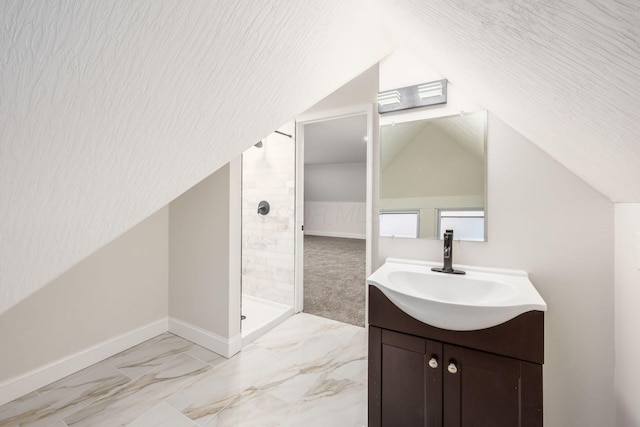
[0,318,168,407]
[168,317,241,359]
[304,230,366,240]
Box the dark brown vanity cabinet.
[368,286,544,427]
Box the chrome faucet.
[431,229,466,275]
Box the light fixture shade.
[378,79,447,114]
[377,90,401,106]
[418,81,444,100]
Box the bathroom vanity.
[367,259,546,427]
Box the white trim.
[294,118,305,313]
[304,230,366,240]
[0,318,168,407]
[365,102,378,328]
[241,308,293,347]
[168,317,241,359]
[296,104,373,125]
[295,103,375,322]
[228,155,243,341]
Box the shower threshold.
[241,295,294,347]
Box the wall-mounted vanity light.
[377,79,447,114]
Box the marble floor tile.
[186,345,223,365]
[203,389,292,427]
[37,360,113,395]
[0,314,368,427]
[286,379,367,427]
[128,402,196,427]
[106,333,195,380]
[0,391,40,416]
[0,363,129,427]
[168,314,367,426]
[166,345,287,426]
[64,353,209,427]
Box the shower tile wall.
[242,123,295,306]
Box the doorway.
[295,106,376,327]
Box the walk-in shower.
[240,124,296,346]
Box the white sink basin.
[367,258,547,331]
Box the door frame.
[294,103,379,326]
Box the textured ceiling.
[2,0,639,315]
[381,0,640,202]
[0,0,393,315]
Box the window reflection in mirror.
[379,111,487,241]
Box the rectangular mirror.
[379,111,487,241]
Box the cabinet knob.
[447,362,458,374]
[428,357,438,369]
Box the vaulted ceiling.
[1,0,638,314]
[383,0,640,202]
[0,0,392,314]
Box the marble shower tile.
[0,363,129,427]
[106,333,194,379]
[64,353,209,427]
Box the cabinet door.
[443,344,522,427]
[380,329,442,426]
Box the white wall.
[0,1,393,316]
[614,203,640,427]
[0,207,169,400]
[304,201,367,239]
[379,114,614,426]
[303,64,379,116]
[169,161,241,353]
[305,162,367,202]
[304,162,367,238]
[242,124,296,306]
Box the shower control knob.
[448,362,458,374]
[257,200,270,215]
[428,357,438,369]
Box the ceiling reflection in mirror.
[380,111,487,241]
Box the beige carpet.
[303,235,366,327]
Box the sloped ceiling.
[382,0,640,203]
[2,0,638,315]
[0,0,393,315]
[381,113,486,170]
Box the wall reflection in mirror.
[379,111,487,241]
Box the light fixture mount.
[378,79,447,114]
